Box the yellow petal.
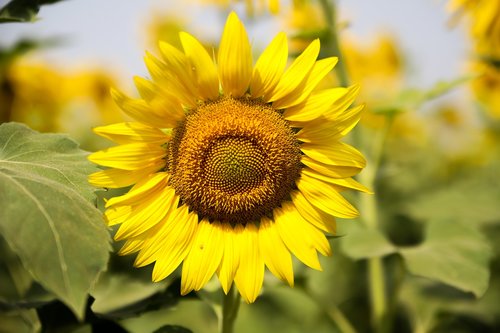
[301,168,372,193]
[234,223,264,303]
[133,74,186,123]
[158,41,199,108]
[266,39,320,102]
[119,238,145,256]
[104,205,131,227]
[272,57,338,109]
[296,104,364,143]
[133,198,184,267]
[105,172,169,207]
[88,143,166,171]
[290,190,336,234]
[218,12,252,97]
[180,32,219,100]
[297,173,359,219]
[143,52,198,108]
[258,217,294,286]
[110,88,181,128]
[88,163,163,188]
[217,224,243,294]
[323,84,361,120]
[105,183,174,233]
[93,122,169,145]
[152,209,199,282]
[283,87,347,123]
[250,32,288,98]
[181,220,224,294]
[301,155,362,179]
[300,142,366,168]
[133,76,157,101]
[114,185,177,241]
[273,203,326,270]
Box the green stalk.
[358,119,393,333]
[319,0,393,331]
[299,285,358,333]
[326,305,358,333]
[219,286,241,333]
[319,0,350,87]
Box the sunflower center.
[205,137,266,193]
[168,97,301,224]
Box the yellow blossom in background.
[428,104,484,159]
[199,0,306,16]
[471,61,500,119]
[0,61,123,148]
[89,12,368,303]
[283,1,326,55]
[1,63,66,132]
[448,0,500,120]
[342,36,420,137]
[144,13,186,50]
[449,0,500,57]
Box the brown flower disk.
[168,97,301,224]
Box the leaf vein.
[0,172,72,299]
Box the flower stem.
[319,1,391,331]
[219,286,241,333]
[326,305,358,333]
[298,285,358,333]
[319,0,350,87]
[358,118,394,333]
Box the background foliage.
[1,0,499,332]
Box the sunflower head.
[89,12,368,303]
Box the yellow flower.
[200,0,307,15]
[1,62,122,138]
[89,13,367,303]
[342,35,406,130]
[282,1,326,55]
[449,0,500,57]
[471,60,500,118]
[144,13,186,51]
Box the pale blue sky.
[0,0,467,89]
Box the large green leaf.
[0,122,110,319]
[399,219,492,297]
[340,226,397,260]
[405,173,500,226]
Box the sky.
[0,0,468,89]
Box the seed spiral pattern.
[168,97,301,224]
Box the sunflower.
[449,0,500,57]
[89,12,367,303]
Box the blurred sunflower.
[89,12,367,303]
[471,60,500,119]
[449,0,500,56]
[1,62,122,148]
[200,0,306,15]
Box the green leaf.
[405,173,500,226]
[0,309,41,333]
[91,273,170,316]
[0,122,110,319]
[399,219,492,297]
[340,227,397,260]
[0,0,66,23]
